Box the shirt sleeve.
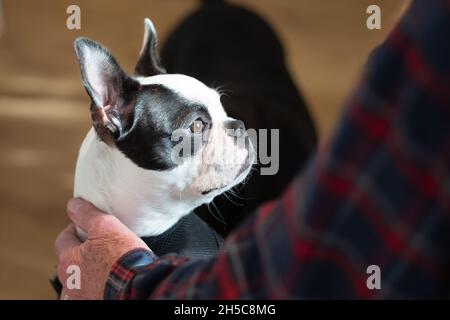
[105,0,450,300]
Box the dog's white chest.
[74,128,188,237]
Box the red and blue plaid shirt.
[104,0,450,299]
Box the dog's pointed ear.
[134,18,166,77]
[74,37,139,142]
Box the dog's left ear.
[134,18,166,77]
[74,37,139,142]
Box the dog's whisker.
[236,168,254,191]
[223,191,244,206]
[213,84,232,98]
[206,203,222,225]
[228,187,249,200]
[209,200,226,225]
[227,188,240,198]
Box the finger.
[60,288,76,300]
[67,197,105,233]
[55,223,81,257]
[60,291,70,300]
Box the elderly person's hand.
[55,198,150,300]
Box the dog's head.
[74,19,253,216]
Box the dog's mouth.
[201,186,223,195]
[201,154,253,195]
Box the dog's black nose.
[225,120,246,137]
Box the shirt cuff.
[104,248,157,300]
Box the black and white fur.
[73,18,253,237]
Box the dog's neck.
[74,128,200,237]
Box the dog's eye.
[190,119,205,134]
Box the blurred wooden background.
[0,0,408,299]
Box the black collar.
[141,212,223,259]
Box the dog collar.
[141,212,223,259]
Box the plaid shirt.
[105,0,450,299]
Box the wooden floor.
[0,0,408,299]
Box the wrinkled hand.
[55,198,149,300]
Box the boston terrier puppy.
[72,18,254,255]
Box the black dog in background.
[162,0,317,235]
